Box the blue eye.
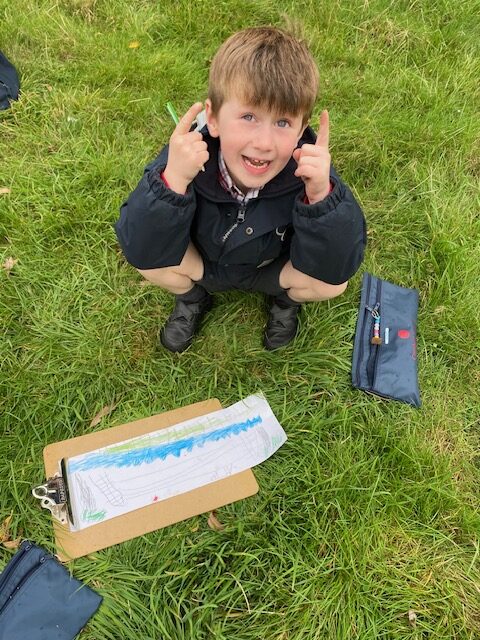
[242,114,254,121]
[277,119,291,128]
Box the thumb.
[292,148,302,163]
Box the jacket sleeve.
[115,149,197,269]
[290,167,367,284]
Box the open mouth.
[242,156,271,172]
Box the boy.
[115,27,366,352]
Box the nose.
[252,123,273,152]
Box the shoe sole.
[263,334,296,351]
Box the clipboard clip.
[32,474,69,526]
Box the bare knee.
[311,279,348,301]
[136,266,194,294]
[280,261,349,302]
[137,266,175,286]
[135,244,204,294]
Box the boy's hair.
[208,27,319,126]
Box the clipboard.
[39,399,259,561]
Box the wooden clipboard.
[43,399,259,561]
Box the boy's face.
[205,96,306,193]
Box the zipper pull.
[221,204,247,243]
[366,303,382,345]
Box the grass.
[1,0,479,638]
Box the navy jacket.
[115,126,367,285]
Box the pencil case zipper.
[366,328,380,386]
[0,555,50,618]
[0,542,33,600]
[355,275,383,388]
[0,80,12,97]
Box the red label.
[398,329,410,339]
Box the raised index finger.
[315,109,330,149]
[174,102,204,135]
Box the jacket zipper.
[221,204,247,243]
[0,556,49,617]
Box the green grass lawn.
[1,1,479,638]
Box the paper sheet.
[64,394,286,530]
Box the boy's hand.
[163,102,209,194]
[292,110,331,204]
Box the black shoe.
[160,293,213,353]
[263,300,301,350]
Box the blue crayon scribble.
[69,415,262,473]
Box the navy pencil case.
[0,540,102,639]
[0,50,20,110]
[352,272,421,407]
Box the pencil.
[166,101,179,125]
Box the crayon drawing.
[65,394,286,530]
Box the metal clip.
[32,474,69,526]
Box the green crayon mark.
[83,509,107,523]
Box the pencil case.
[352,272,421,407]
[0,540,102,640]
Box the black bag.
[0,540,102,639]
[352,272,421,407]
[0,51,20,110]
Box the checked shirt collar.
[218,151,262,204]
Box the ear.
[205,99,220,138]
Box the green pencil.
[166,101,179,125]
